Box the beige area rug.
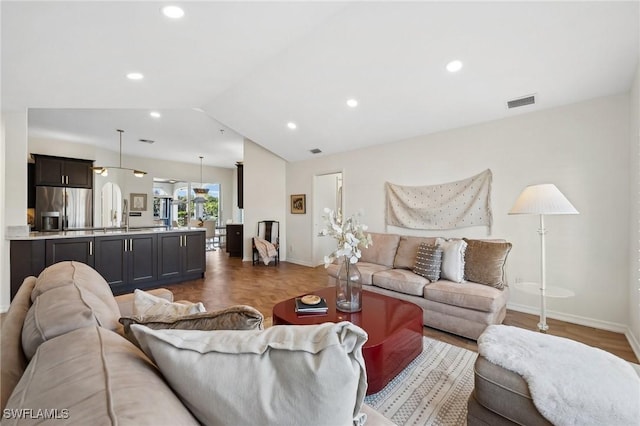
[364,337,477,426]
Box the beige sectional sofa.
[2,261,394,425]
[328,232,510,340]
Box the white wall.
[1,111,28,311]
[287,94,631,330]
[243,139,286,261]
[629,64,640,354]
[1,116,6,311]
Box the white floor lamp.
[509,184,579,332]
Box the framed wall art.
[290,194,306,214]
[130,193,148,212]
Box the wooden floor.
[167,250,639,363]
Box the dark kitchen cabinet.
[33,154,93,188]
[10,240,45,299]
[157,231,205,280]
[9,230,206,302]
[45,237,94,267]
[226,224,243,257]
[28,163,35,209]
[184,231,205,274]
[236,162,243,209]
[94,234,158,294]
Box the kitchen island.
[8,227,206,299]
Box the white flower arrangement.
[320,208,373,267]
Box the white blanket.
[478,325,640,426]
[254,237,277,265]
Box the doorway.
[313,172,343,266]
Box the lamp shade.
[509,184,579,215]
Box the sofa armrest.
[115,288,174,317]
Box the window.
[173,183,221,226]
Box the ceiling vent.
[507,95,536,109]
[310,148,322,154]
[138,138,155,144]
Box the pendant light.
[92,129,147,177]
[193,156,209,196]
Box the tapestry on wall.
[385,169,493,230]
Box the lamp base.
[537,322,549,333]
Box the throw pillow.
[413,243,443,282]
[120,305,264,347]
[133,289,205,320]
[463,238,512,289]
[435,238,468,283]
[131,322,368,426]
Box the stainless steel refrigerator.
[35,186,93,231]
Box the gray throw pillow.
[413,243,443,282]
[463,238,512,289]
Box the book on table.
[295,297,328,314]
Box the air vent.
[138,139,155,144]
[310,148,322,154]
[507,95,536,109]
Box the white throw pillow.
[435,238,467,283]
[131,322,368,426]
[133,289,205,320]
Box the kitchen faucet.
[122,199,129,232]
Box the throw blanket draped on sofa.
[478,325,640,426]
[385,169,492,231]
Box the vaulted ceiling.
[3,1,639,167]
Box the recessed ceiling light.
[446,60,463,73]
[161,6,185,19]
[150,111,161,118]
[346,99,359,108]
[287,122,297,130]
[126,72,144,80]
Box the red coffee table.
[272,287,423,394]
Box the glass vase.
[336,256,362,313]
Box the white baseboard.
[1,304,8,314]
[625,329,640,362]
[507,302,628,334]
[284,257,316,267]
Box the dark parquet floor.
[166,249,639,363]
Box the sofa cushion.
[133,288,205,319]
[5,326,199,425]
[327,261,391,285]
[413,243,443,281]
[373,269,429,296]
[21,261,122,360]
[424,280,507,313]
[119,305,264,347]
[463,238,512,289]
[1,276,36,411]
[472,356,551,426]
[360,232,400,267]
[131,322,368,426]
[435,238,467,283]
[393,236,438,269]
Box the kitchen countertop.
[7,226,206,241]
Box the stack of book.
[295,296,328,314]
